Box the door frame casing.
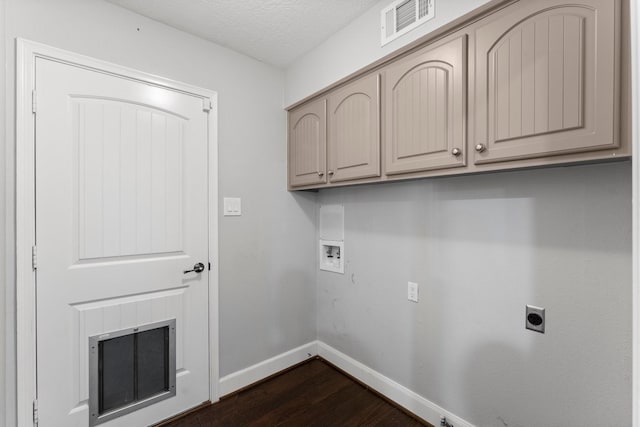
[633,0,639,425]
[15,38,220,426]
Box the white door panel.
[74,98,186,259]
[35,58,210,426]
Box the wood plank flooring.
[159,358,429,427]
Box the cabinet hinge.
[32,246,37,270]
[33,399,38,425]
[32,90,37,114]
[202,98,212,112]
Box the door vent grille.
[88,319,176,426]
[381,0,434,45]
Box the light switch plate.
[223,197,241,216]
[408,282,419,302]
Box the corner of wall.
[314,195,320,342]
[1,0,8,423]
[630,0,639,425]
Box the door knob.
[451,147,462,156]
[184,262,205,274]
[475,143,487,153]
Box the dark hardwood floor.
[159,358,429,427]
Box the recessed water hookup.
[320,240,344,274]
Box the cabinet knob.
[475,143,487,153]
[328,170,334,175]
[451,148,462,156]
[318,171,324,177]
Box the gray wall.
[1,1,317,425]
[284,0,491,105]
[317,162,631,427]
[287,0,633,424]
[0,0,7,424]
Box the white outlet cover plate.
[224,197,241,216]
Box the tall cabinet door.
[327,73,380,183]
[384,36,467,175]
[288,98,327,187]
[473,0,619,164]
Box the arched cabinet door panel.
[288,98,327,187]
[327,73,381,183]
[384,35,467,175]
[473,0,619,164]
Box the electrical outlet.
[407,282,419,302]
[525,305,545,333]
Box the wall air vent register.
[381,0,435,46]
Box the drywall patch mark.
[351,273,356,284]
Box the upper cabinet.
[384,35,467,175]
[473,0,619,164]
[327,73,381,183]
[287,0,626,191]
[288,98,326,187]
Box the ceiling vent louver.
[381,0,434,46]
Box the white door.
[35,57,211,426]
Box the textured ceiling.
[106,0,381,67]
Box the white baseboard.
[218,340,473,427]
[218,341,318,397]
[317,342,475,427]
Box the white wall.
[1,1,317,425]
[284,0,491,105]
[316,163,631,427]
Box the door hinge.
[32,399,38,425]
[32,90,37,114]
[202,98,212,112]
[32,246,37,270]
